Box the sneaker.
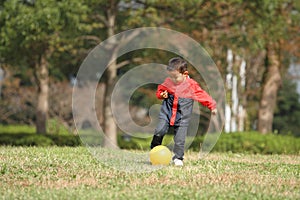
[173,158,183,166]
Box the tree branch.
[94,14,109,27]
[77,35,101,44]
[116,57,143,69]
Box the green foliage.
[0,125,81,146]
[0,133,81,147]
[273,79,300,136]
[0,0,87,76]
[118,131,300,154]
[0,0,299,144]
[15,135,54,146]
[118,133,153,150]
[130,86,159,108]
[47,118,72,135]
[207,132,300,154]
[0,124,35,134]
[46,134,81,146]
[2,125,299,154]
[239,0,294,52]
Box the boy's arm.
[191,80,216,110]
[156,84,168,99]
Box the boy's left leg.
[173,126,188,161]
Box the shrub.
[46,134,81,146]
[1,124,299,154]
[15,135,54,146]
[118,131,300,154]
[0,125,82,147]
[207,132,300,154]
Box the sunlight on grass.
[0,125,35,134]
[88,147,164,173]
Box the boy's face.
[168,70,186,84]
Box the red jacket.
[156,77,216,126]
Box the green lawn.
[0,146,299,200]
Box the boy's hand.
[211,108,217,115]
[160,90,168,99]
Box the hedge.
[1,125,299,154]
[189,132,300,154]
[118,132,300,155]
[0,133,81,147]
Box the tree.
[201,0,300,134]
[76,0,123,148]
[273,79,300,136]
[254,1,299,133]
[0,0,86,134]
[79,0,168,148]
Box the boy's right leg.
[150,119,169,149]
[172,126,188,161]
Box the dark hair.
[167,57,187,73]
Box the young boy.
[150,57,217,166]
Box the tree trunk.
[103,66,118,148]
[35,54,49,134]
[244,50,266,131]
[102,0,118,148]
[257,44,281,134]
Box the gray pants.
[150,119,188,160]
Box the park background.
[0,0,300,199]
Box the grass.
[0,146,299,200]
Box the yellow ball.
[149,145,172,165]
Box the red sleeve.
[190,80,216,110]
[156,78,174,99]
[156,84,168,99]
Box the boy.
[150,57,217,166]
